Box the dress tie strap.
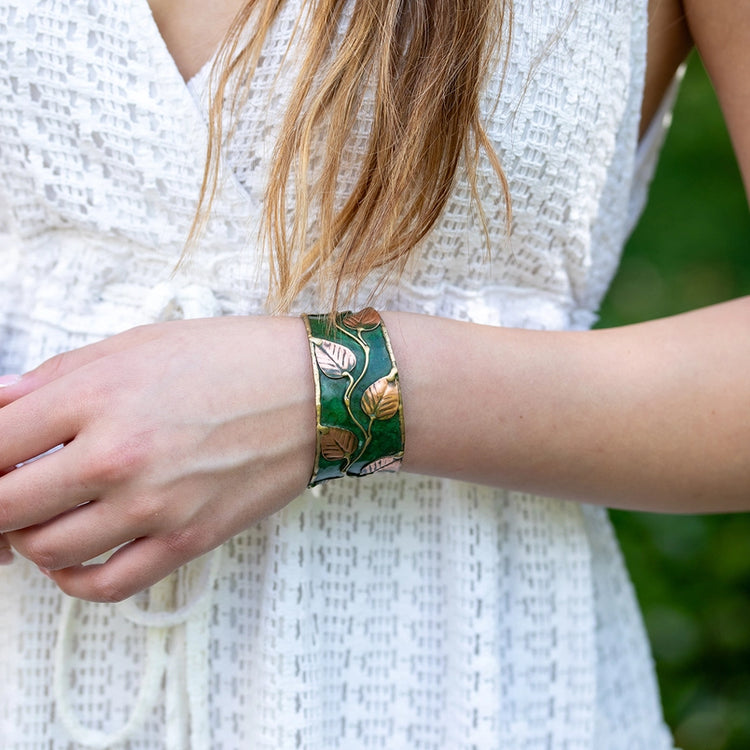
[53,548,223,748]
[54,281,225,747]
[140,281,224,323]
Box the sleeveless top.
[0,0,680,747]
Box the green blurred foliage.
[597,53,750,750]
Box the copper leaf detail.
[320,427,358,460]
[312,338,356,378]
[361,377,400,420]
[343,308,381,331]
[359,455,402,476]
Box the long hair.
[187,0,512,311]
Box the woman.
[0,0,746,746]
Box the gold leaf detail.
[361,377,400,420]
[312,339,356,378]
[359,455,402,476]
[342,308,381,331]
[320,427,358,460]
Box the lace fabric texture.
[0,0,679,747]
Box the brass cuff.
[301,308,405,486]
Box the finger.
[7,499,145,571]
[0,328,168,467]
[46,534,205,603]
[0,366,96,470]
[0,325,166,407]
[0,443,97,531]
[0,468,17,557]
[0,533,13,565]
[0,375,21,405]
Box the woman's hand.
[0,316,316,602]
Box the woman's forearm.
[382,297,750,513]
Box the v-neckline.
[139,0,224,89]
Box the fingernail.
[0,374,20,387]
[37,566,52,579]
[0,548,14,565]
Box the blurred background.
[597,52,750,750]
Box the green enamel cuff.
[301,308,405,486]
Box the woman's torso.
[0,1,681,747]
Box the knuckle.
[17,534,59,570]
[86,434,154,487]
[0,502,12,532]
[86,571,131,604]
[83,375,118,406]
[121,492,165,528]
[35,350,71,381]
[160,526,204,559]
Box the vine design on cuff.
[302,308,405,486]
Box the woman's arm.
[683,0,750,197]
[0,295,748,601]
[0,0,747,601]
[383,298,750,513]
[384,0,750,513]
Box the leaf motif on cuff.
[312,339,357,378]
[359,455,402,476]
[342,308,381,331]
[361,377,400,420]
[320,427,358,460]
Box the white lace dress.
[0,0,680,748]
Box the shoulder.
[681,0,750,195]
